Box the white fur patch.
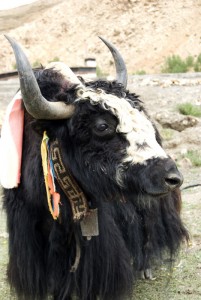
[76,88,167,165]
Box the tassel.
[41,131,60,219]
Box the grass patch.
[160,128,175,141]
[185,150,201,167]
[177,103,201,117]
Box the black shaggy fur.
[3,68,188,300]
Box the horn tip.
[4,34,11,41]
[4,34,15,46]
[98,36,109,45]
[98,36,115,53]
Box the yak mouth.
[146,190,171,197]
[142,182,181,198]
[119,187,171,203]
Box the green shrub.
[96,66,108,78]
[196,53,201,64]
[194,53,201,71]
[161,52,201,73]
[161,55,188,73]
[185,55,194,68]
[185,150,201,167]
[32,60,41,68]
[177,102,201,117]
[134,70,146,75]
[48,56,60,63]
[194,62,201,72]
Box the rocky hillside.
[0,0,201,75]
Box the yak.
[1,35,188,300]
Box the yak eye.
[96,123,108,131]
[92,118,116,138]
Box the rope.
[181,183,201,191]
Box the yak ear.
[5,35,75,120]
[45,62,84,86]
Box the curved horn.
[5,35,75,120]
[99,36,127,88]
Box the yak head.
[6,35,183,204]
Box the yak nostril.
[165,173,183,190]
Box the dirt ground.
[0,75,201,299]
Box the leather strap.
[50,139,89,221]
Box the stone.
[179,157,192,168]
[154,112,198,132]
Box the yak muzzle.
[123,157,183,197]
[144,157,183,196]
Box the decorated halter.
[41,132,99,240]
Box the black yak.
[2,35,188,300]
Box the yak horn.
[5,35,75,120]
[99,36,127,88]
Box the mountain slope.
[0,0,201,75]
